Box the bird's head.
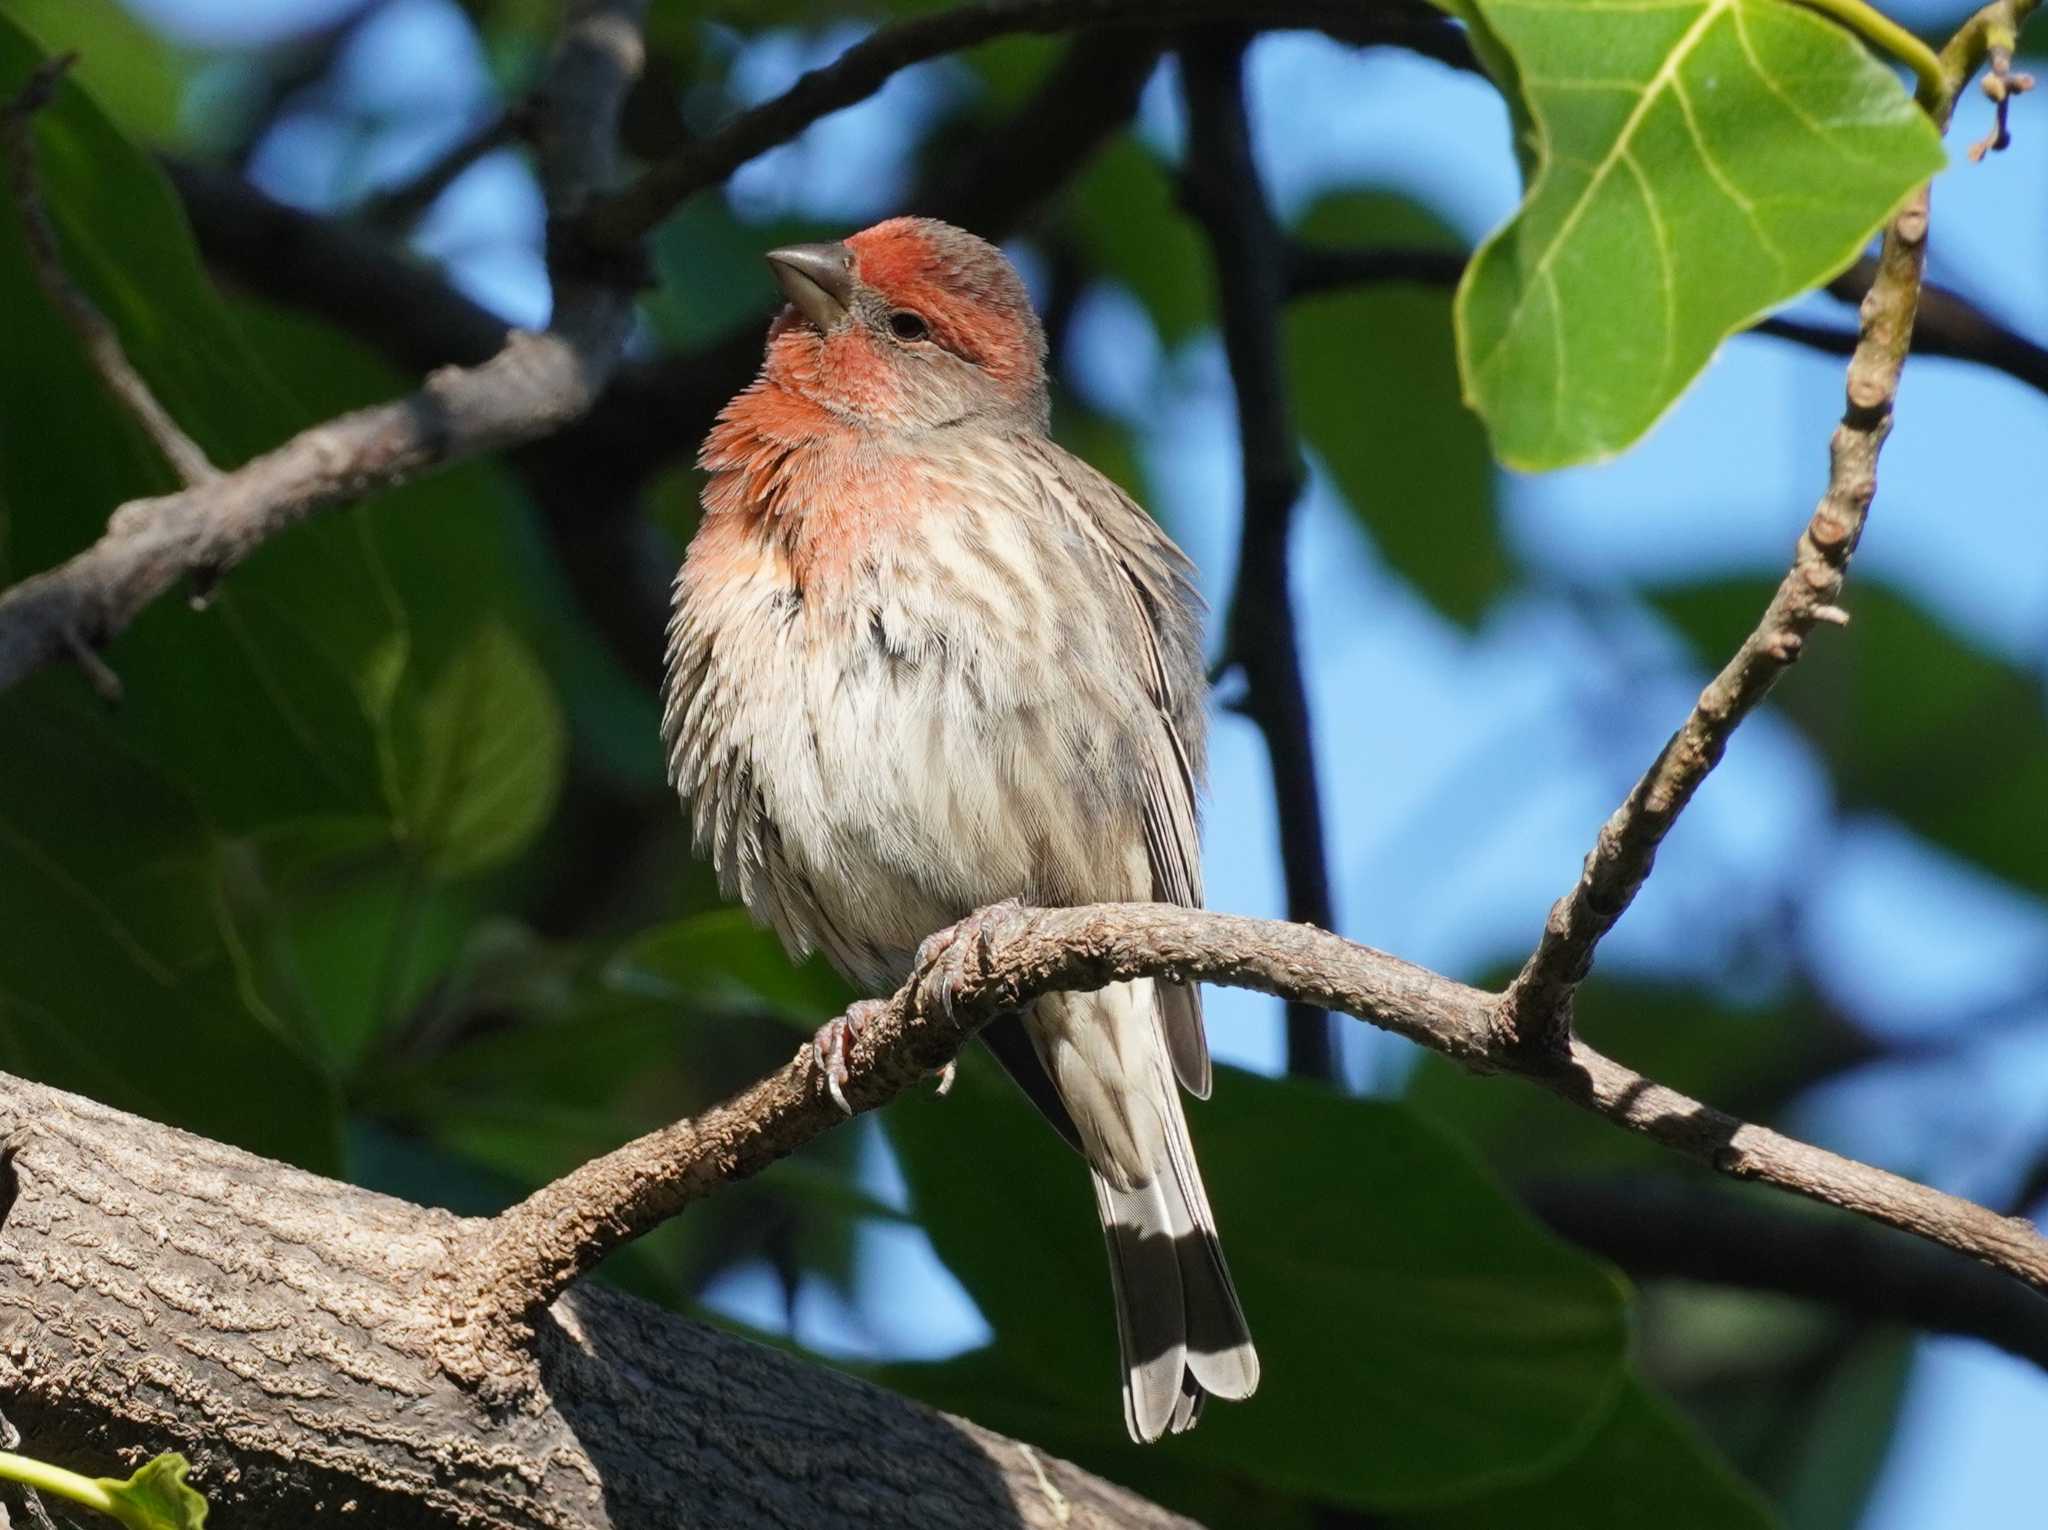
[758,217,1049,432]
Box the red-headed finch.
[663,217,1257,1442]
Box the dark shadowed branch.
[1523,1175,2048,1370]
[1181,34,1337,1081]
[580,0,1467,247]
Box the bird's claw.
[912,899,1023,1025]
[812,999,889,1116]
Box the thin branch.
[1524,1175,2048,1370]
[362,102,533,230]
[1494,4,2042,1051]
[0,1,649,700]
[4,55,217,488]
[1495,201,1928,1051]
[436,899,2048,1396]
[1181,35,1336,1081]
[907,30,1161,233]
[579,0,1451,248]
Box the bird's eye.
[888,310,931,342]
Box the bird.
[662,215,1257,1442]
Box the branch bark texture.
[0,1073,1192,1530]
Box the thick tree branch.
[1523,1175,2048,1370]
[4,56,216,491]
[0,1,648,699]
[438,899,2048,1398]
[0,1072,1192,1530]
[1181,35,1337,1081]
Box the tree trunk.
[0,1073,1190,1529]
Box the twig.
[364,103,533,230]
[1523,1175,2048,1370]
[0,1,648,700]
[434,899,2048,1396]
[907,30,1161,234]
[1495,190,1928,1052]
[4,55,217,488]
[1181,35,1336,1081]
[1493,1,2042,1052]
[578,0,1446,248]
[1941,0,2042,151]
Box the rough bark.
[0,1073,1192,1530]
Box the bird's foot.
[812,998,890,1116]
[912,899,1024,1025]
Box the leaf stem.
[1796,0,1948,110]
[0,1450,120,1519]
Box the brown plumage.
[662,216,1258,1441]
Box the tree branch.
[0,1,648,700]
[4,55,217,490]
[1181,34,1337,1081]
[0,1071,1193,1530]
[1494,7,2041,1050]
[1523,1175,2048,1370]
[1493,193,1928,1052]
[437,898,2048,1399]
[578,0,1458,248]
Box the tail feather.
[1034,984,1258,1443]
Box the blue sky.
[115,0,2048,1519]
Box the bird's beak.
[766,242,856,331]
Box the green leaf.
[1655,579,2048,897]
[609,909,854,1027]
[886,1060,1629,1508]
[98,1452,209,1530]
[398,623,566,877]
[1447,0,1945,468]
[1068,136,1213,346]
[0,694,344,1174]
[1289,193,1505,625]
[1394,1379,1776,1529]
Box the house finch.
[663,216,1258,1441]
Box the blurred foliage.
[1,3,2042,1528]
[1659,580,2048,899]
[1288,191,1504,625]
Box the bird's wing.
[1025,437,1213,1098]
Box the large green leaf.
[1396,1379,1777,1529]
[1290,193,1505,625]
[1447,0,1945,468]
[886,1060,1630,1508]
[0,693,341,1172]
[1655,579,2048,897]
[0,20,357,1168]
